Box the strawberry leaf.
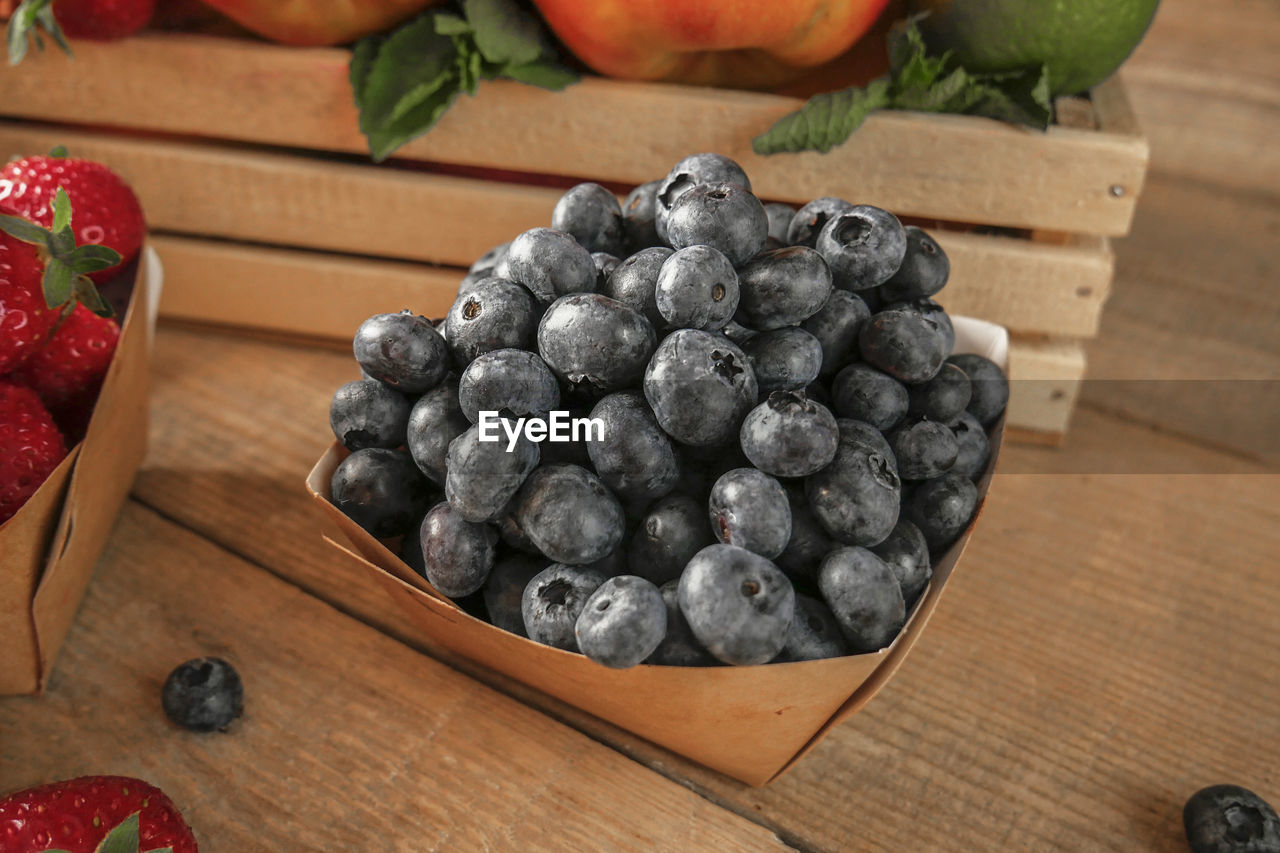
[74,272,115,318]
[48,144,69,158]
[42,257,73,308]
[67,243,124,272]
[0,211,52,247]
[51,187,72,233]
[7,0,71,66]
[93,811,141,853]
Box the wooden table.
[3,0,1278,849]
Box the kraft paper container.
[0,248,161,696]
[307,317,1007,785]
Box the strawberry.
[0,152,145,284]
[0,230,61,374]
[14,302,121,441]
[6,0,153,64]
[0,381,68,524]
[0,775,197,852]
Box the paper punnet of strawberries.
[0,149,145,525]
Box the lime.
[912,0,1161,95]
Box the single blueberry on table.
[816,205,907,291]
[353,310,449,395]
[947,354,1009,426]
[763,201,797,248]
[774,594,849,662]
[903,472,979,552]
[869,519,933,607]
[522,563,608,651]
[950,411,992,481]
[877,225,950,302]
[445,423,540,523]
[647,580,720,667]
[802,289,872,378]
[736,245,834,331]
[678,544,795,666]
[602,246,672,328]
[709,467,793,559]
[805,437,900,547]
[643,329,758,447]
[417,501,498,598]
[329,379,411,451]
[654,152,752,244]
[884,297,955,357]
[741,327,824,395]
[482,554,545,637]
[538,293,657,393]
[505,227,597,305]
[513,463,626,565]
[445,277,539,368]
[628,494,715,586]
[907,362,972,424]
[331,447,432,538]
[622,179,662,252]
[831,363,909,432]
[818,546,906,653]
[889,418,959,480]
[1183,784,1280,853]
[575,575,668,669]
[859,308,948,384]
[664,182,769,267]
[552,182,626,256]
[457,348,561,424]
[406,381,469,485]
[739,391,840,478]
[587,391,681,507]
[787,197,854,248]
[655,244,740,331]
[162,657,244,733]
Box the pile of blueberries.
[327,153,1008,670]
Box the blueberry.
[947,354,1009,426]
[889,419,959,480]
[591,252,621,290]
[513,464,625,565]
[400,512,428,574]
[482,554,545,637]
[787,197,853,248]
[162,657,244,732]
[665,182,768,267]
[816,205,907,291]
[877,226,949,302]
[406,381,469,485]
[644,329,758,447]
[469,241,510,276]
[628,494,715,586]
[417,501,498,597]
[1184,785,1280,853]
[903,472,979,552]
[586,391,680,506]
[818,547,905,652]
[655,153,752,244]
[582,545,628,579]
[831,363,909,431]
[883,297,955,357]
[457,348,560,424]
[575,575,667,668]
[445,277,538,367]
[859,309,947,384]
[552,182,626,256]
[708,468,792,559]
[538,293,657,393]
[869,520,932,606]
[951,411,992,481]
[805,440,900,547]
[457,270,488,298]
[496,507,541,554]
[678,544,795,666]
[331,448,432,537]
[776,490,834,582]
[736,246,834,331]
[353,311,449,394]
[655,245,740,331]
[602,246,671,328]
[330,379,411,451]
[763,202,796,248]
[721,319,758,346]
[740,392,839,478]
[802,290,871,378]
[622,179,662,252]
[837,417,896,465]
[907,362,971,423]
[445,423,540,523]
[505,227,596,305]
[521,563,608,650]
[775,594,848,662]
[647,580,719,666]
[741,327,823,395]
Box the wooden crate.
[0,33,1149,442]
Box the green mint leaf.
[452,35,483,96]
[893,66,976,112]
[92,811,141,853]
[499,60,578,91]
[143,848,174,853]
[366,80,461,162]
[42,257,73,308]
[887,17,947,86]
[51,187,72,233]
[0,211,52,247]
[752,78,893,155]
[463,0,547,67]
[349,34,382,104]
[964,64,1053,129]
[433,12,471,36]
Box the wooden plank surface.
[0,500,789,853]
[0,33,1147,236]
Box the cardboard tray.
[306,317,1007,786]
[0,248,162,696]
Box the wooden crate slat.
[1005,337,1087,437]
[1,124,1113,337]
[0,33,1147,236]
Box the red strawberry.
[14,303,121,439]
[0,775,197,852]
[0,231,61,375]
[0,381,68,524]
[0,154,145,284]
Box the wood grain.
[0,33,1147,235]
[0,501,789,853]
